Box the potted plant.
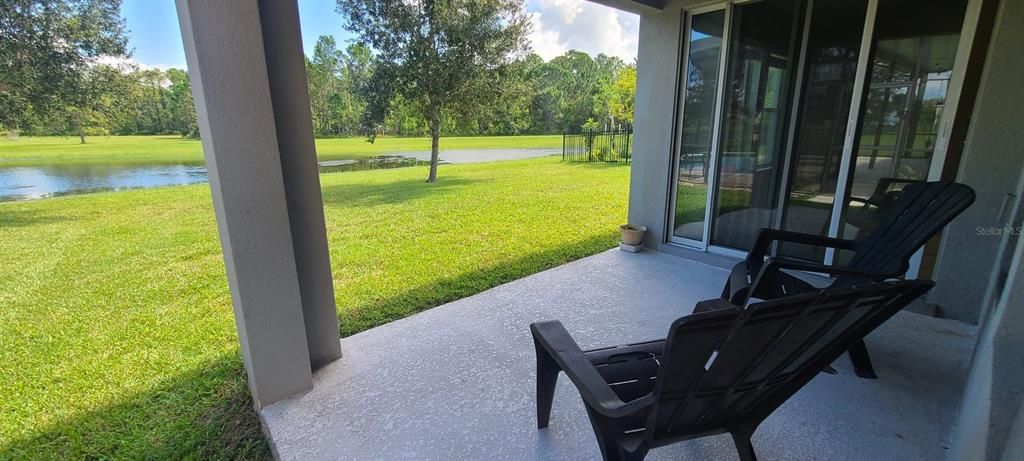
[619,224,647,246]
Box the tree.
[597,65,635,129]
[306,36,344,136]
[0,0,129,132]
[61,63,132,142]
[338,0,531,182]
[166,68,198,137]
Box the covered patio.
[173,0,1024,459]
[260,250,973,460]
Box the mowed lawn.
[0,157,629,459]
[0,134,563,167]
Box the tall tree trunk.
[426,103,441,183]
[76,113,86,144]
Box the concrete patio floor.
[260,249,976,460]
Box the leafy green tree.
[338,0,531,182]
[0,0,128,132]
[596,65,636,129]
[58,64,123,141]
[306,36,344,136]
[166,68,198,137]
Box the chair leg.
[848,339,878,379]
[535,337,560,429]
[730,428,758,461]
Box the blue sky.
[119,0,638,70]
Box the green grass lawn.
[0,157,629,459]
[0,134,563,167]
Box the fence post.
[562,132,566,161]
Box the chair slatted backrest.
[644,280,934,446]
[844,181,975,278]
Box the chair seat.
[719,261,821,307]
[586,340,664,404]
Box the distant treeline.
[5,63,201,140]
[7,37,635,140]
[305,36,635,138]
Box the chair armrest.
[530,321,656,418]
[747,229,860,271]
[765,257,903,281]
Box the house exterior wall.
[931,0,1024,324]
[946,0,1024,459]
[628,3,683,249]
[628,0,714,249]
[626,0,1020,324]
[623,0,1024,458]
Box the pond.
[0,156,436,202]
[0,148,559,202]
[0,163,209,201]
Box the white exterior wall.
[945,0,1024,459]
[628,5,684,249]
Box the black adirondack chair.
[720,181,974,378]
[532,272,935,461]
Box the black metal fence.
[562,127,633,164]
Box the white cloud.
[92,55,181,73]
[527,0,639,62]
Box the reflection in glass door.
[710,0,802,251]
[671,10,726,243]
[840,0,968,241]
[779,0,869,261]
[666,0,976,263]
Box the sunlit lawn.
[0,157,628,459]
[0,134,563,167]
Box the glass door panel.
[672,11,726,242]
[710,0,802,251]
[840,0,967,242]
[779,0,869,261]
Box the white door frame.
[667,3,732,250]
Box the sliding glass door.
[778,0,869,261]
[839,0,968,243]
[709,0,802,251]
[668,0,977,265]
[670,10,726,245]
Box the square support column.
[176,0,341,408]
[257,0,343,370]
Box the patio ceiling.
[588,0,665,15]
[260,249,974,460]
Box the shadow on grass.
[558,160,632,169]
[338,232,619,336]
[2,231,619,459]
[1,353,269,460]
[319,176,484,208]
[0,208,75,228]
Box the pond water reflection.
[0,163,209,201]
[0,156,434,202]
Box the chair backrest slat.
[645,280,933,446]
[844,182,975,278]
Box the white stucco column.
[629,8,682,248]
[257,0,343,370]
[176,0,341,408]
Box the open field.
[0,157,629,459]
[0,135,564,167]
